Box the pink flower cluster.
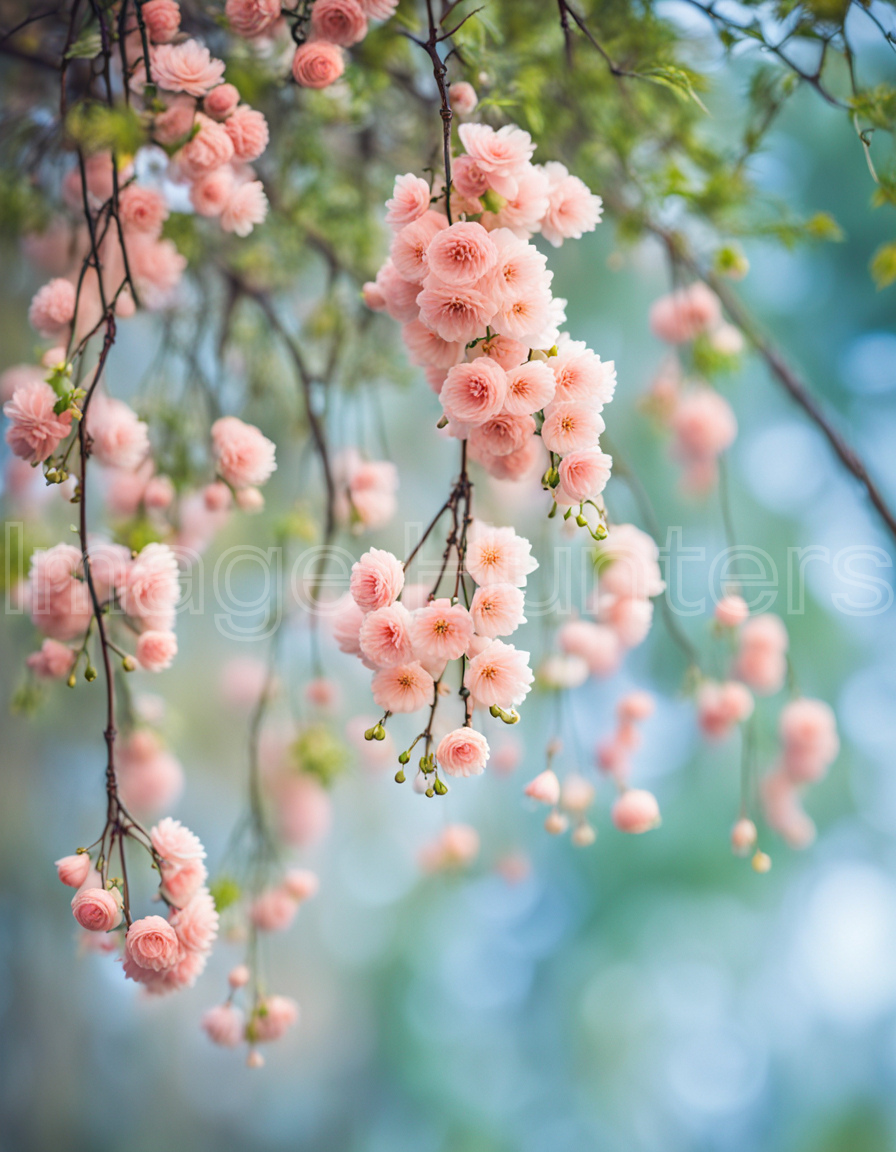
[250,868,319,932]
[596,691,656,785]
[545,524,665,687]
[523,759,598,845]
[337,533,535,761]
[364,126,609,497]
[140,25,269,238]
[696,679,754,741]
[208,415,277,509]
[26,539,180,675]
[760,698,839,848]
[224,0,398,92]
[333,448,399,532]
[203,979,300,1066]
[648,373,738,493]
[58,817,217,995]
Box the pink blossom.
[673,389,737,460]
[28,278,75,337]
[390,211,449,283]
[715,595,749,628]
[88,542,136,597]
[3,380,73,463]
[55,853,91,888]
[420,824,481,871]
[170,887,219,953]
[251,887,297,932]
[779,697,839,783]
[117,730,184,813]
[203,480,233,512]
[204,82,240,119]
[467,411,536,458]
[649,282,722,343]
[160,857,207,907]
[612,789,661,833]
[126,235,187,305]
[482,167,551,237]
[598,593,654,648]
[176,113,235,178]
[472,333,529,371]
[557,619,621,677]
[359,602,414,667]
[72,887,122,932]
[153,96,195,145]
[126,915,180,971]
[311,0,368,43]
[439,359,507,426]
[277,775,333,847]
[119,185,169,237]
[118,542,179,630]
[426,222,498,286]
[151,816,205,864]
[541,400,605,455]
[224,106,269,162]
[350,547,405,612]
[561,774,596,813]
[292,40,345,88]
[465,523,538,586]
[458,123,535,200]
[470,582,526,638]
[253,995,299,1042]
[464,639,533,707]
[524,769,560,806]
[27,638,76,680]
[144,475,174,509]
[152,40,226,96]
[597,524,665,599]
[734,613,788,695]
[489,283,553,345]
[87,395,150,470]
[211,416,276,488]
[618,691,655,724]
[372,262,420,322]
[730,818,757,856]
[452,154,490,201]
[386,173,432,229]
[761,770,816,849]
[330,592,366,656]
[225,0,280,37]
[449,81,478,116]
[557,447,613,504]
[550,346,616,407]
[539,162,603,247]
[284,868,319,902]
[371,661,435,713]
[202,1004,244,1047]
[471,433,543,482]
[136,629,178,672]
[410,598,474,663]
[305,677,340,710]
[502,360,556,416]
[141,0,181,42]
[221,179,268,236]
[229,964,250,988]
[697,680,755,739]
[402,319,465,369]
[437,727,490,777]
[360,0,399,16]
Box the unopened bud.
[122,656,137,672]
[373,723,386,741]
[751,850,772,874]
[84,665,97,682]
[398,751,410,765]
[67,672,77,689]
[364,727,376,741]
[434,778,448,795]
[394,769,406,784]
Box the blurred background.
[2,8,896,1150]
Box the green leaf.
[642,66,710,114]
[64,30,102,61]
